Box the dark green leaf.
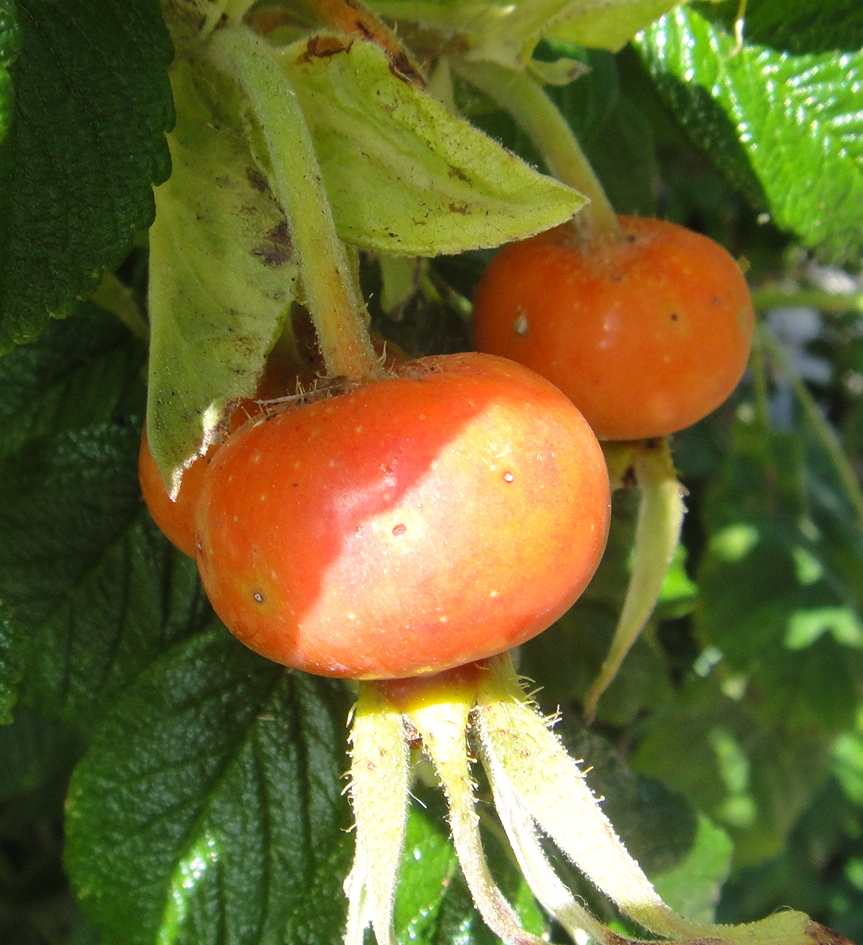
[652,816,733,924]
[519,486,673,725]
[0,302,146,466]
[0,0,173,353]
[0,705,85,801]
[558,720,702,878]
[0,0,19,146]
[395,795,462,943]
[0,599,25,724]
[636,7,863,263]
[65,628,352,945]
[0,422,210,725]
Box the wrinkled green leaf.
[0,290,201,731]
[636,6,863,263]
[279,35,584,256]
[0,0,18,147]
[147,49,299,491]
[0,0,173,353]
[0,302,146,467]
[0,422,209,726]
[0,600,24,724]
[396,798,464,943]
[65,628,352,945]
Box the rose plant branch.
[210,22,381,381]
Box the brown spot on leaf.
[246,167,268,193]
[251,219,293,267]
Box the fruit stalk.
[210,24,380,381]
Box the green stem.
[210,24,381,381]
[757,324,863,529]
[751,284,863,316]
[748,322,773,436]
[92,272,149,341]
[190,0,260,38]
[454,60,617,240]
[583,438,686,723]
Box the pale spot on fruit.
[514,313,529,335]
[439,615,449,624]
[252,453,262,463]
[489,590,499,599]
[253,592,265,603]
[503,471,515,483]
[355,425,364,434]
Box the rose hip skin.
[472,216,754,440]
[140,324,405,558]
[195,352,610,679]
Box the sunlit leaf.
[66,629,352,945]
[147,50,299,490]
[280,34,584,255]
[636,6,863,263]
